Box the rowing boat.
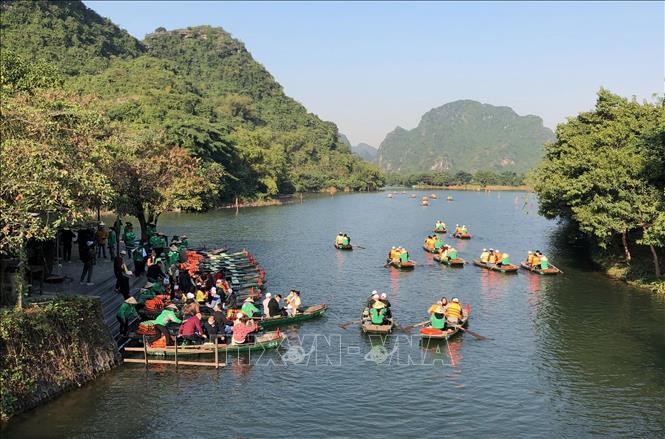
[422,245,439,254]
[388,260,415,270]
[334,243,353,250]
[361,309,394,334]
[258,304,328,329]
[133,331,285,356]
[433,228,447,234]
[420,304,470,340]
[473,259,518,273]
[520,262,561,275]
[452,233,472,239]
[433,255,465,267]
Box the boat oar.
[400,320,429,332]
[338,320,360,330]
[355,245,366,249]
[452,325,490,341]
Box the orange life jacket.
[446,302,462,320]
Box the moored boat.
[433,254,465,267]
[473,259,518,273]
[388,260,415,270]
[420,304,470,340]
[334,243,353,250]
[520,262,561,275]
[361,309,394,334]
[258,304,328,329]
[135,331,285,356]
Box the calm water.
[5,191,665,438]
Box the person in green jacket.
[370,301,388,325]
[434,237,443,251]
[108,228,117,259]
[167,244,180,266]
[539,256,549,269]
[146,223,156,240]
[152,304,182,345]
[498,253,511,266]
[123,223,136,250]
[447,247,458,261]
[241,297,260,318]
[399,250,409,264]
[429,303,447,330]
[117,297,139,337]
[180,235,189,248]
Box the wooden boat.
[452,232,472,239]
[420,304,471,340]
[422,245,439,254]
[334,243,353,250]
[473,259,518,273]
[431,194,438,199]
[433,255,465,267]
[434,228,447,234]
[361,309,394,334]
[137,331,285,356]
[421,200,429,206]
[520,262,561,275]
[410,194,416,198]
[258,304,328,329]
[447,196,454,201]
[387,193,393,198]
[388,260,415,270]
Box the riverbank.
[0,296,119,423]
[413,184,532,191]
[592,248,665,294]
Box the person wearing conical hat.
[370,300,388,325]
[152,304,183,346]
[366,291,380,308]
[117,296,139,337]
[428,301,447,330]
[241,296,260,318]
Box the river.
[5,191,665,438]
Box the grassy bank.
[591,245,665,294]
[414,184,532,192]
[0,297,119,423]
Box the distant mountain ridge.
[376,100,554,173]
[351,143,377,161]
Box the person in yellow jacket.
[526,251,534,265]
[445,297,464,325]
[480,248,490,263]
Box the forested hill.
[376,100,554,173]
[0,1,383,199]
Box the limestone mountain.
[376,100,554,173]
[351,143,378,162]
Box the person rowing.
[427,301,447,330]
[370,301,389,325]
[496,252,511,267]
[241,296,260,318]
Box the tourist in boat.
[497,253,511,267]
[441,246,449,260]
[285,290,301,316]
[491,249,502,264]
[461,225,469,235]
[116,297,139,337]
[152,304,182,346]
[367,291,380,308]
[454,224,461,235]
[445,297,464,326]
[335,233,344,246]
[183,292,200,316]
[526,251,534,265]
[532,251,541,268]
[212,303,233,334]
[232,313,258,345]
[446,246,458,261]
[241,297,260,318]
[268,294,285,317]
[440,297,449,309]
[480,249,490,263]
[179,312,207,344]
[428,302,447,330]
[203,316,220,341]
[380,293,392,318]
[262,292,272,315]
[370,301,388,325]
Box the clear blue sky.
[85,1,663,146]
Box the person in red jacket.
[179,312,206,344]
